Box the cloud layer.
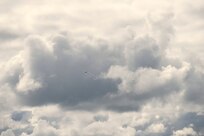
[0,0,204,135]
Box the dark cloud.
[124,36,161,70]
[11,111,31,122]
[0,6,185,113]
[10,35,121,110]
[184,69,204,105]
[1,23,188,112]
[13,126,33,136]
[0,30,19,41]
[174,112,204,133]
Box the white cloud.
[146,123,166,133]
[0,129,15,136]
[172,127,198,136]
[0,0,204,135]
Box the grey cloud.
[13,126,33,136]
[173,112,204,134]
[8,35,121,110]
[1,14,187,112]
[124,36,161,70]
[94,114,109,122]
[154,112,204,136]
[1,108,204,136]
[0,30,19,41]
[184,69,204,105]
[0,128,9,136]
[0,129,15,136]
[0,19,192,113]
[0,0,204,135]
[134,112,204,136]
[11,111,32,122]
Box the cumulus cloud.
[172,127,198,136]
[0,12,184,112]
[16,35,121,109]
[146,123,166,134]
[0,129,15,136]
[11,111,32,122]
[0,0,204,135]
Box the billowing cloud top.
[0,0,204,135]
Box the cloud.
[0,30,19,42]
[146,123,166,134]
[0,129,15,136]
[184,69,204,105]
[11,111,32,122]
[23,120,58,136]
[173,112,204,134]
[0,34,121,110]
[0,0,204,135]
[0,8,182,112]
[172,127,198,136]
[1,105,204,136]
[0,11,183,111]
[0,8,195,113]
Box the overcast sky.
[0,0,204,136]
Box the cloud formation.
[0,0,204,135]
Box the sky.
[0,0,204,136]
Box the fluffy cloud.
[172,127,198,136]
[0,0,204,135]
[1,108,204,136]
[0,129,15,136]
[146,123,166,134]
[0,12,186,111]
[9,35,121,110]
